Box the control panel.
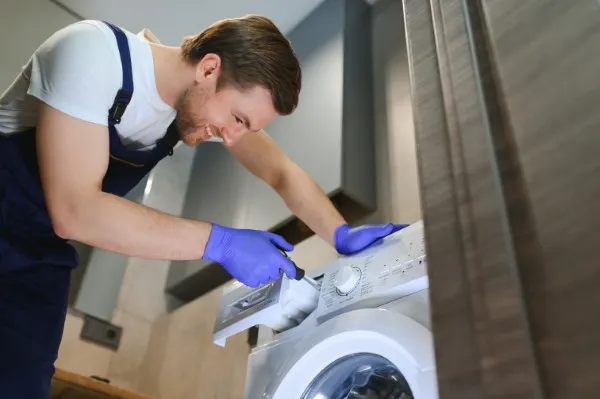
[212,220,428,346]
[313,221,428,323]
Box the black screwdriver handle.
[278,248,305,280]
[293,263,305,280]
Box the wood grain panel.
[50,368,155,399]
[403,0,565,397]
[403,0,485,397]
[480,1,600,397]
[406,0,600,397]
[429,0,544,395]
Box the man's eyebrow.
[238,112,260,132]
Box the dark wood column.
[403,0,600,397]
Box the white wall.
[0,0,78,89]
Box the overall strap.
[102,20,180,158]
[155,120,181,156]
[103,21,134,125]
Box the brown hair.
[181,15,302,115]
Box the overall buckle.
[108,90,132,124]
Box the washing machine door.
[264,308,438,399]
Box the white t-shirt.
[0,20,176,150]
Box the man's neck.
[149,43,196,108]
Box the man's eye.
[235,116,243,124]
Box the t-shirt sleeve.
[27,21,121,126]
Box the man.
[0,15,406,397]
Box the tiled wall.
[136,288,249,398]
[55,0,421,397]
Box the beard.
[174,83,209,142]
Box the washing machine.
[212,221,438,399]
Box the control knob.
[334,265,361,295]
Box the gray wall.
[289,0,423,268]
[243,0,377,229]
[371,0,421,223]
[341,0,376,208]
[0,0,79,89]
[241,0,346,231]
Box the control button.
[334,265,361,295]
[391,263,404,274]
[380,266,390,278]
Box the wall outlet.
[80,315,122,350]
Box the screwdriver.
[279,250,320,290]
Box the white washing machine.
[212,221,438,399]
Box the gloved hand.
[334,223,409,255]
[202,223,297,288]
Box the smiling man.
[0,15,406,397]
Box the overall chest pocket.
[101,154,156,198]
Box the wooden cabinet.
[50,368,154,399]
[404,0,600,397]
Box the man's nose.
[220,125,247,146]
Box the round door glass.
[300,353,414,399]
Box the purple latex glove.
[202,223,297,288]
[334,223,410,255]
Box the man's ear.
[196,53,221,81]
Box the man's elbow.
[47,197,86,240]
[50,207,79,240]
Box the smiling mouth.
[205,125,220,140]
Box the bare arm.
[228,130,346,245]
[37,103,210,260]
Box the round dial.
[334,265,361,295]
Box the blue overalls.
[0,22,179,398]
